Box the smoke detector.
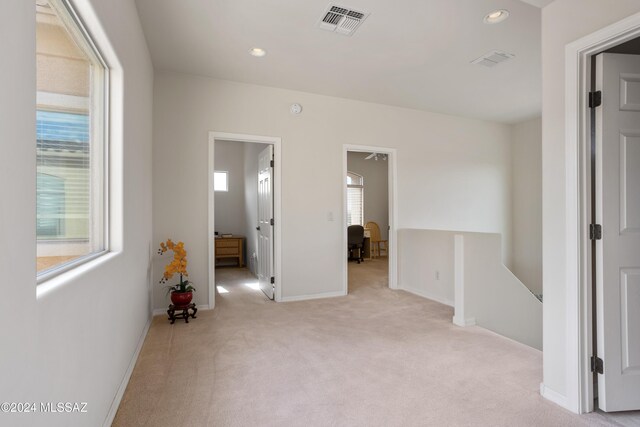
[318,4,369,36]
[290,103,302,115]
[471,50,515,68]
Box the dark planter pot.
[171,291,193,306]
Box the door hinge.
[589,91,602,108]
[591,356,604,374]
[270,276,275,284]
[270,159,274,168]
[589,224,602,240]
[270,218,274,226]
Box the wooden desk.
[363,237,371,260]
[215,236,244,267]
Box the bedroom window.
[214,171,229,192]
[36,0,108,278]
[347,171,364,226]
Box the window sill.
[36,251,120,300]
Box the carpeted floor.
[114,258,624,426]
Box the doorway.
[566,22,640,414]
[342,145,397,294]
[208,132,282,309]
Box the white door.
[257,145,274,300]
[595,52,640,412]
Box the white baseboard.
[103,318,151,427]
[152,304,210,317]
[452,315,476,327]
[280,290,346,302]
[540,383,568,409]
[401,286,454,307]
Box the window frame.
[214,170,229,192]
[36,0,110,284]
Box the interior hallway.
[114,262,616,426]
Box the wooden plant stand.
[167,303,197,324]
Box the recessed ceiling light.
[483,9,510,24]
[249,48,267,57]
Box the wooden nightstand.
[215,236,244,267]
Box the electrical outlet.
[327,211,334,222]
[435,271,440,280]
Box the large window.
[36,0,107,277]
[347,171,364,226]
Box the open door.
[257,145,274,300]
[594,52,640,412]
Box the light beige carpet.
[114,259,620,426]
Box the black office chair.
[347,225,365,264]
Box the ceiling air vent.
[318,4,369,36]
[471,50,515,68]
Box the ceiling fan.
[364,152,387,161]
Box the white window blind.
[347,171,364,226]
[347,187,363,226]
[37,111,91,240]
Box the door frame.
[342,145,398,294]
[564,12,640,414]
[208,132,283,309]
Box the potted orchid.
[158,239,195,306]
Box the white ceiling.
[135,0,546,123]
[518,0,554,7]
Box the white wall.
[397,229,456,306]
[214,140,247,236]
[153,72,513,309]
[0,0,37,411]
[0,0,153,426]
[511,117,542,295]
[458,232,543,350]
[347,151,389,241]
[398,228,542,349]
[541,0,640,407]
